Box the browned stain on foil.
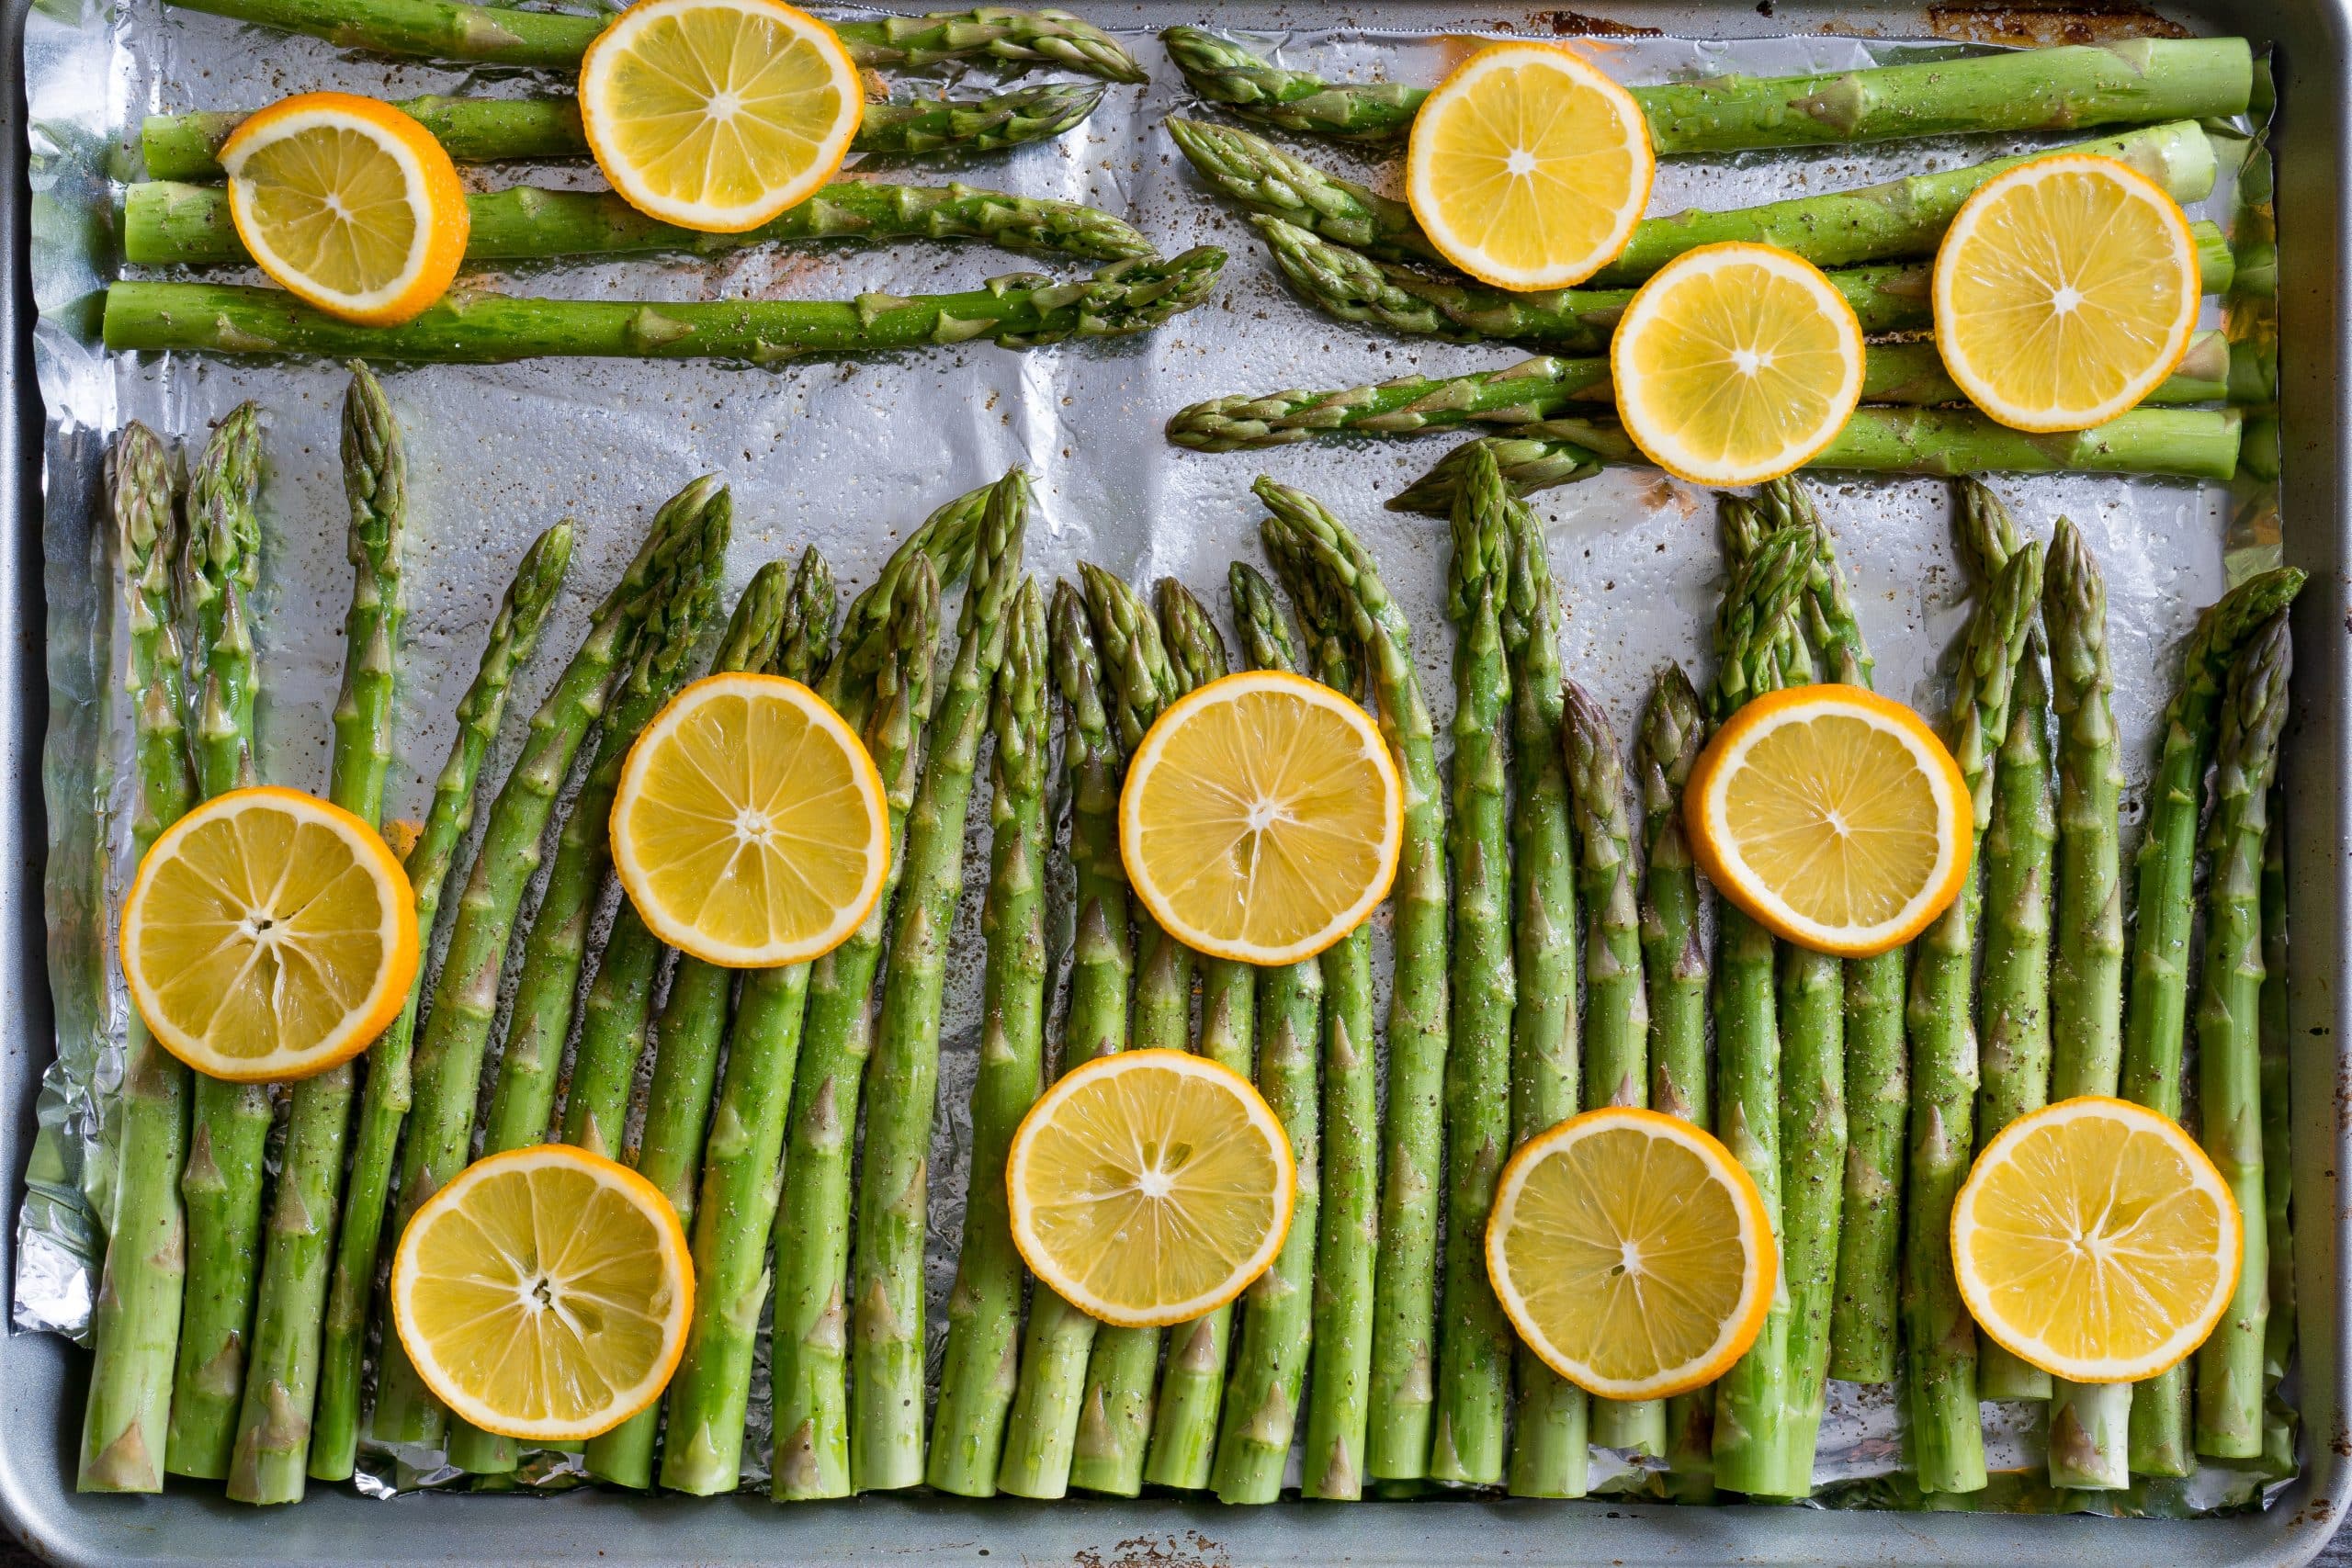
[1072,1531,1233,1568]
[1924,3,2193,45]
[1533,9,1666,37]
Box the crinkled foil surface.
[17,0,2288,1515]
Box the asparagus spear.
[128,180,1156,269]
[995,581,1131,1500]
[1168,116,2216,282]
[78,425,196,1495]
[2194,614,2292,1458]
[656,553,842,1497]
[368,477,729,1450]
[1142,580,1257,1494]
[167,403,271,1483]
[161,0,1148,78]
[141,82,1109,178]
[227,367,407,1505]
[926,579,1049,1498]
[1257,478,1451,1483]
[1385,409,2245,515]
[101,250,1227,363]
[309,525,571,1483]
[2119,564,2305,1477]
[1160,28,2250,149]
[2258,783,2296,1394]
[849,470,1030,1493]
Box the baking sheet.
[13,0,2287,1511]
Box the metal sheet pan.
[1,0,2346,1562]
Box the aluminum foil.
[15,0,2287,1514]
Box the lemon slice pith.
[391,1145,694,1441]
[1953,1097,2241,1382]
[119,785,418,1082]
[1007,1050,1295,1329]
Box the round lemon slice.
[1119,669,1402,966]
[1684,682,1973,957]
[1954,1097,2241,1382]
[579,0,864,234]
[1008,1049,1295,1329]
[1406,41,1654,291]
[611,671,888,968]
[1933,152,2200,434]
[1487,1107,1775,1400]
[220,92,469,327]
[119,785,418,1082]
[1610,241,1866,486]
[391,1145,694,1441]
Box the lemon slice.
[1684,682,1973,957]
[1954,1097,2241,1382]
[1008,1050,1295,1328]
[119,785,418,1082]
[610,671,888,967]
[1487,1107,1774,1400]
[1405,41,1654,290]
[1119,670,1401,966]
[1934,152,2201,434]
[579,0,863,234]
[220,92,469,327]
[390,1145,694,1441]
[1610,241,1866,486]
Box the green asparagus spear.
[2258,784,2295,1393]
[2120,564,2305,1477]
[995,581,1131,1499]
[167,403,271,1483]
[926,578,1049,1498]
[228,367,408,1505]
[141,83,1109,178]
[849,470,1030,1493]
[102,251,1227,364]
[78,425,197,1495]
[2193,614,2292,1458]
[127,179,1156,269]
[1256,478,1451,1483]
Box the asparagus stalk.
[167,403,271,1483]
[309,525,571,1483]
[1385,408,2245,515]
[101,251,1227,364]
[925,578,1049,1498]
[994,581,1131,1500]
[78,425,196,1495]
[655,552,842,1497]
[1142,580,1257,1494]
[2193,614,2292,1458]
[2119,564,2305,1477]
[848,470,1030,1494]
[1636,664,1713,1497]
[368,477,729,1450]
[127,180,1156,270]
[161,0,1148,78]
[2258,784,2296,1393]
[1161,28,2250,150]
[1257,478,1451,1483]
[141,82,1109,179]
[1167,116,2215,282]
[227,367,408,1505]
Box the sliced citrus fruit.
[1954,1097,2241,1382]
[1007,1049,1295,1329]
[1933,152,2200,434]
[220,92,469,327]
[1684,682,1971,957]
[578,0,863,234]
[1119,670,1401,967]
[1405,41,1654,291]
[119,785,417,1083]
[610,671,888,968]
[390,1145,694,1441]
[1610,241,1866,486]
[1487,1106,1774,1400]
